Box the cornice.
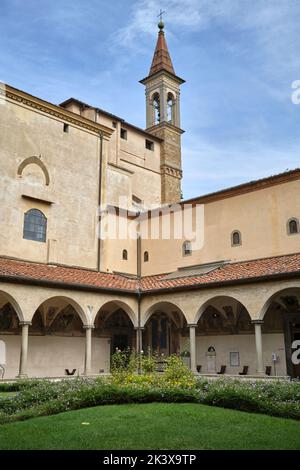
[182,169,300,207]
[0,84,114,138]
[147,121,185,135]
[161,164,182,179]
[140,69,185,85]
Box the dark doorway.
[112,334,129,352]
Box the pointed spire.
[149,21,175,76]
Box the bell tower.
[140,20,185,204]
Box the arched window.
[152,93,160,125]
[182,241,192,256]
[167,92,175,123]
[23,209,47,242]
[287,218,300,235]
[144,251,149,262]
[231,230,241,247]
[122,249,128,260]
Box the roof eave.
[141,270,300,295]
[60,98,164,142]
[0,274,138,296]
[140,69,185,85]
[2,269,300,297]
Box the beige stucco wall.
[141,179,300,276]
[0,90,162,275]
[0,335,20,378]
[192,333,286,376]
[0,334,111,379]
[1,331,286,379]
[68,103,162,210]
[0,96,105,269]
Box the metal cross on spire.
[157,9,166,31]
[157,9,166,22]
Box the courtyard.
[0,402,300,450]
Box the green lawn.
[1,403,300,450]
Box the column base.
[255,371,266,377]
[16,374,28,379]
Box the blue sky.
[1,0,300,199]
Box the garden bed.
[0,354,300,424]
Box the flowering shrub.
[110,348,137,383]
[0,379,40,393]
[196,377,300,419]
[140,352,156,374]
[1,370,300,424]
[0,377,198,424]
[111,348,136,373]
[163,355,196,389]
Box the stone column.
[146,91,153,128]
[174,90,181,128]
[134,327,145,373]
[134,327,145,353]
[17,321,31,378]
[83,325,94,376]
[160,84,168,122]
[188,324,198,373]
[135,327,139,352]
[252,320,264,375]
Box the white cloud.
[113,0,300,78]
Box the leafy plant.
[140,353,156,374]
[164,354,196,388]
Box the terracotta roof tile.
[140,253,300,292]
[149,29,175,76]
[0,259,138,292]
[0,252,300,294]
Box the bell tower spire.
[140,20,185,204]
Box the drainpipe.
[137,289,142,374]
[97,130,104,272]
[137,232,142,373]
[137,231,141,279]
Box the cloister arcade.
[0,279,300,379]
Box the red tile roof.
[149,28,175,76]
[141,253,300,292]
[0,253,300,294]
[0,258,138,292]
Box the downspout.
[97,128,104,272]
[137,231,142,373]
[137,288,142,374]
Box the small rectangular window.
[120,128,127,140]
[112,121,117,129]
[63,123,69,133]
[145,139,154,151]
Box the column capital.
[134,326,145,331]
[83,324,95,330]
[251,320,264,325]
[187,323,198,328]
[19,321,32,326]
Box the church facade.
[1,22,300,380]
